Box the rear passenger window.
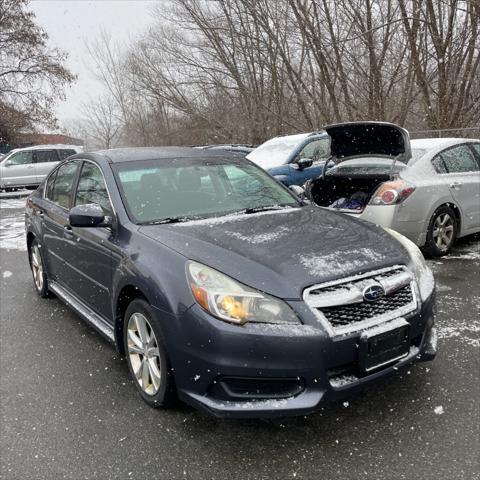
[33,150,58,163]
[48,161,80,208]
[439,145,479,173]
[57,149,76,160]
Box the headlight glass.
[186,261,301,325]
[383,227,435,301]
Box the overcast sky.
[30,0,157,129]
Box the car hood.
[323,122,411,164]
[139,206,410,299]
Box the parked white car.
[307,129,480,256]
[0,144,82,190]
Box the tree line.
[77,0,479,148]
[1,0,478,150]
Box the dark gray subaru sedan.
[25,147,437,418]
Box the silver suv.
[0,145,82,191]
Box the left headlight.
[384,227,435,301]
[186,261,301,325]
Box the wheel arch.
[114,284,149,355]
[421,200,462,246]
[432,201,462,231]
[26,231,35,253]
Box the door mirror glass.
[69,203,109,228]
[297,158,313,170]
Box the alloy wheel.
[127,313,162,396]
[31,244,44,291]
[432,213,454,251]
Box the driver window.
[5,151,33,166]
[49,161,80,209]
[297,138,329,162]
[75,162,113,216]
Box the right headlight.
[383,227,435,301]
[186,261,301,325]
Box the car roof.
[411,138,477,150]
[7,144,82,154]
[86,146,248,164]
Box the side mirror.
[69,204,110,228]
[296,158,313,170]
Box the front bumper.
[155,293,436,418]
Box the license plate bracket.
[359,319,410,373]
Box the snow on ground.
[435,292,480,347]
[0,213,26,251]
[0,200,26,251]
[0,198,27,209]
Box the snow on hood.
[139,206,410,299]
[323,122,411,164]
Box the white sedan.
[307,135,480,257]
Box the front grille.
[322,285,413,327]
[304,266,417,334]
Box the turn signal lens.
[371,180,415,206]
[190,283,209,310]
[186,261,301,325]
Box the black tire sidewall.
[425,206,458,257]
[123,298,173,408]
[29,239,50,297]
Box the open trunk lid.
[323,122,411,165]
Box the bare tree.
[80,0,480,146]
[80,95,122,149]
[0,0,75,140]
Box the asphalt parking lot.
[1,198,479,480]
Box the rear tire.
[29,239,51,297]
[123,299,176,408]
[424,206,458,257]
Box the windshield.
[246,133,310,169]
[113,159,299,224]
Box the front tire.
[123,299,175,408]
[29,239,50,297]
[424,206,458,257]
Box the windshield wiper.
[243,205,295,214]
[141,216,196,225]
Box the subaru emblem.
[363,284,385,302]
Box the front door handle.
[450,181,462,189]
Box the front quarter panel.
[111,226,194,321]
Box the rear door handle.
[38,210,44,218]
[450,182,462,189]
